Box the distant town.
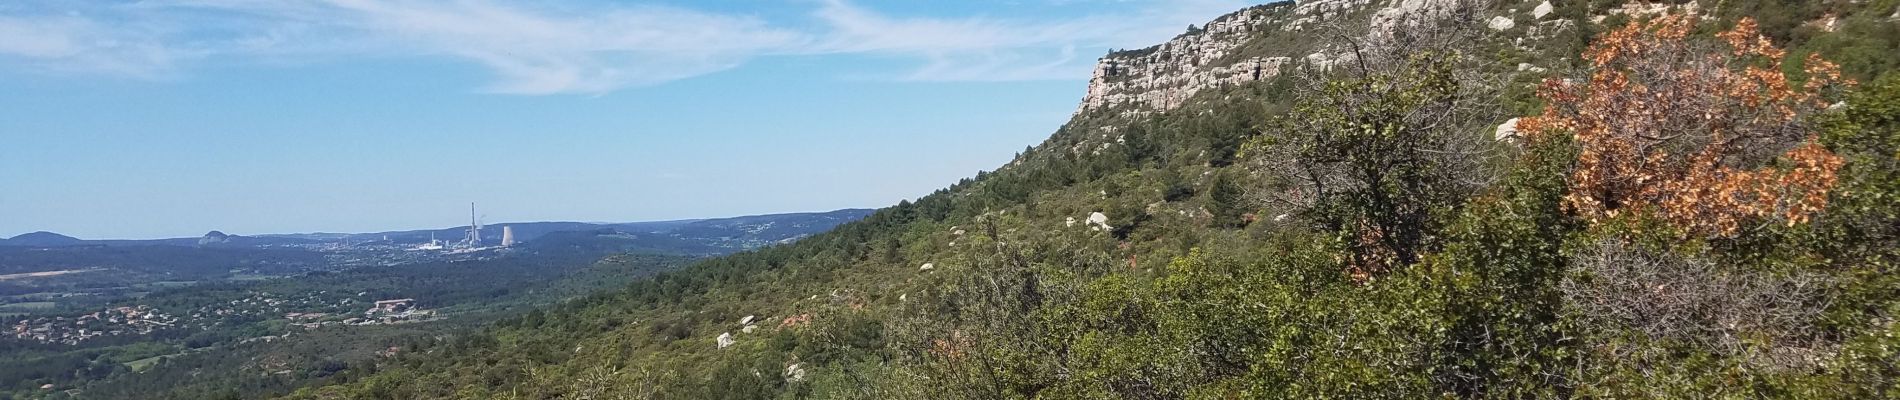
[10,294,434,345]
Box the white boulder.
[919,263,935,271]
[1495,118,1522,141]
[1087,212,1112,231]
[1532,1,1554,19]
[716,332,735,349]
[1488,16,1515,31]
[784,363,807,382]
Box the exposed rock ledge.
[1075,4,1284,116]
[1074,0,1383,116]
[1074,0,1526,117]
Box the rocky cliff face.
[1077,4,1280,116]
[1074,0,1382,116]
[1073,0,1570,117]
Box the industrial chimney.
[466,202,482,247]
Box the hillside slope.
[282,0,1900,399]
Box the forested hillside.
[280,0,1900,398]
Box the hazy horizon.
[2,206,879,241]
[0,0,1254,239]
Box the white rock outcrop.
[1495,118,1522,141]
[1488,16,1516,31]
[784,363,807,382]
[1076,0,1484,117]
[1305,52,1337,71]
[1289,0,1375,30]
[716,332,735,349]
[1075,5,1294,116]
[1370,0,1462,33]
[1087,212,1112,231]
[919,263,935,271]
[1532,1,1554,19]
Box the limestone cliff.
[1072,0,1574,117]
[1074,1,1379,116]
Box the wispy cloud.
[0,0,1252,93]
[148,0,809,94]
[0,12,184,78]
[312,0,806,94]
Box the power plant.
[403,203,513,252]
[465,202,482,247]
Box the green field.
[124,355,172,372]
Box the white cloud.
[0,0,1254,93]
[167,0,810,94]
[0,13,184,78]
[323,0,808,94]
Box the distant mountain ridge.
[0,209,875,249]
[3,231,84,247]
[263,208,875,248]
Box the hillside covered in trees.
[268,0,1900,398]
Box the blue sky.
[0,0,1254,239]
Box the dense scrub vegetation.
[271,1,1900,399]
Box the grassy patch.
[123,355,171,372]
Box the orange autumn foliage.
[1520,15,1848,237]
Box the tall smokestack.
[467,202,482,246]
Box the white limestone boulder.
[1488,16,1515,31]
[1495,118,1522,141]
[1087,212,1112,231]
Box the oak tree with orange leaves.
[1521,15,1849,238]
